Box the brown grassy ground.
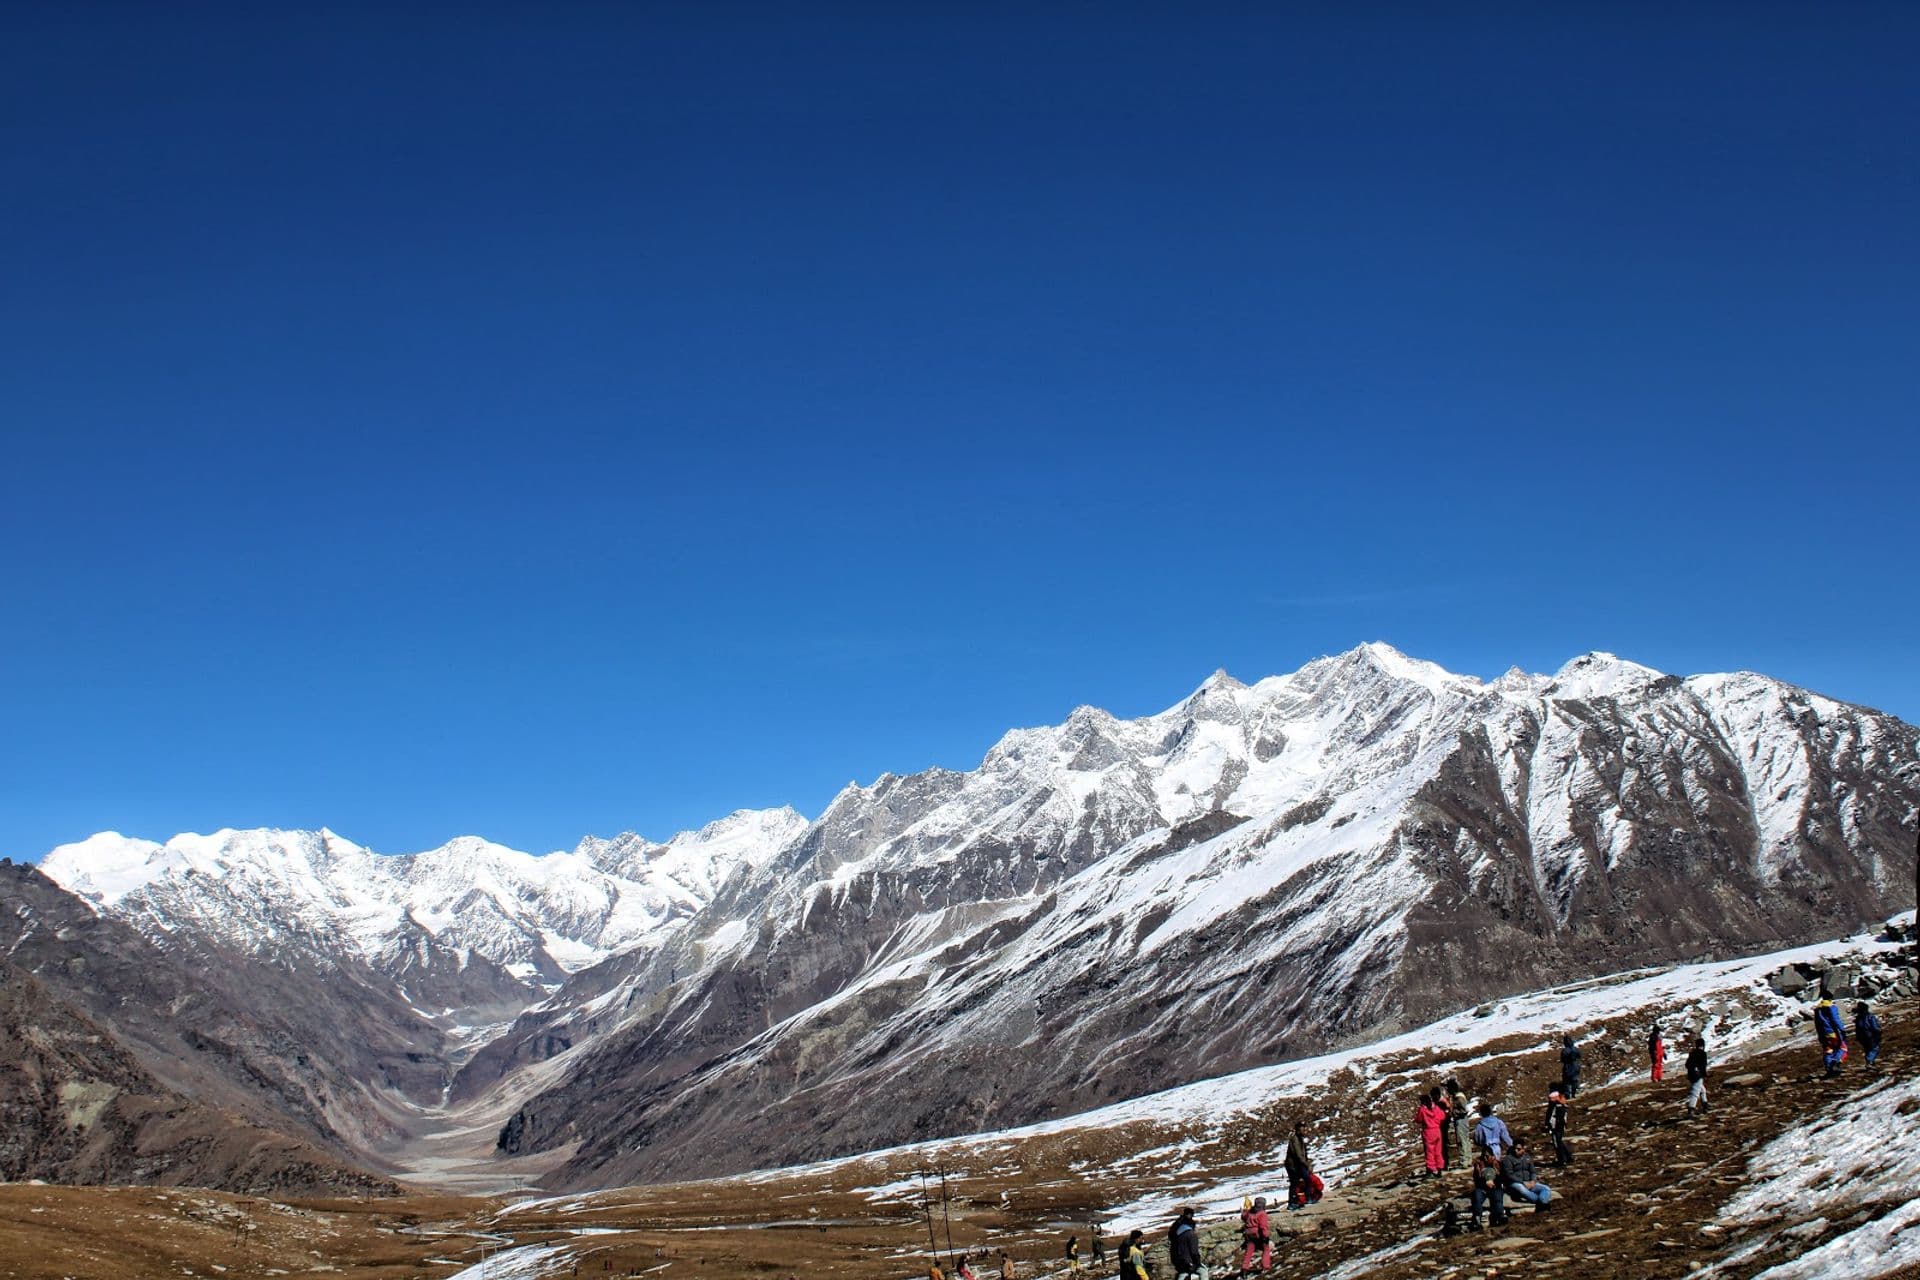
[3,992,1911,1279]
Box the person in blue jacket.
[1854,1001,1883,1066]
[1814,999,1849,1077]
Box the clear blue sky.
[3,4,1915,859]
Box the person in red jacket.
[1417,1087,1449,1177]
[1239,1196,1272,1272]
[1649,1023,1666,1083]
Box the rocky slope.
[0,952,397,1195]
[0,861,447,1171]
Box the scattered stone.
[1490,1236,1539,1249]
[1722,1073,1766,1089]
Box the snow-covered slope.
[477,645,1919,1186]
[41,808,808,1004]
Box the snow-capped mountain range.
[42,808,808,1001]
[28,645,1920,1189]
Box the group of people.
[937,996,1894,1280]
[1811,998,1885,1076]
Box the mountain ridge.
[28,645,1920,1189]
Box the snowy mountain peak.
[1544,650,1668,700]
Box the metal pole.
[939,1166,957,1267]
[919,1167,939,1261]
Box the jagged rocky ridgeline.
[25,645,1920,1191]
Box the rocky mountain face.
[30,646,1920,1192]
[0,870,399,1195]
[473,647,1920,1186]
[0,862,442,1179]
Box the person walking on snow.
[1543,1089,1572,1166]
[1472,1101,1513,1161]
[1168,1208,1203,1280]
[1499,1137,1554,1210]
[1063,1237,1080,1275]
[1648,1023,1666,1083]
[1285,1120,1317,1209]
[1417,1088,1449,1177]
[1685,1036,1710,1114]
[1239,1196,1272,1273]
[1814,998,1850,1077]
[1559,1033,1582,1098]
[1855,1001,1883,1066]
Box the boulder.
[1821,964,1857,999]
[1768,968,1812,997]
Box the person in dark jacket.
[1167,1208,1202,1280]
[1559,1033,1582,1098]
[1855,1002,1883,1066]
[1543,1089,1572,1166]
[1285,1120,1316,1209]
[1685,1036,1710,1114]
[1469,1148,1507,1229]
[1499,1138,1554,1210]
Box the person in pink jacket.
[1417,1087,1449,1177]
[1238,1196,1272,1272]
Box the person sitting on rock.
[1854,1001,1883,1066]
[1469,1145,1508,1229]
[1499,1137,1554,1211]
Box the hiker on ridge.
[1855,1001,1883,1066]
[1417,1087,1449,1177]
[1168,1207,1203,1280]
[1239,1196,1273,1273]
[1543,1089,1572,1167]
[1285,1120,1318,1209]
[1471,1100,1513,1160]
[1445,1078,1471,1169]
[1685,1035,1710,1114]
[1814,998,1850,1077]
[1559,1033,1582,1098]
[1648,1023,1666,1083]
